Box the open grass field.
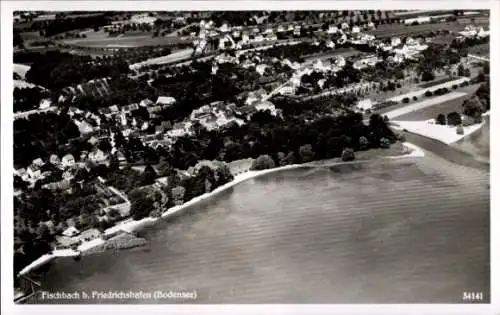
[419,76,460,89]
[390,83,481,121]
[468,43,490,58]
[367,17,489,38]
[61,30,189,48]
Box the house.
[109,105,119,113]
[351,26,361,34]
[255,64,267,76]
[61,154,75,168]
[279,86,295,96]
[62,226,80,237]
[391,37,402,47]
[140,99,154,107]
[341,22,350,30]
[326,40,336,49]
[255,101,277,116]
[88,136,99,146]
[32,158,44,167]
[327,25,339,34]
[88,149,107,163]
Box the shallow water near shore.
[29,152,490,304]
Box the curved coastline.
[17,142,425,278]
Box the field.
[367,17,489,38]
[419,76,459,89]
[390,84,480,121]
[468,43,490,57]
[61,30,189,48]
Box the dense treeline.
[14,112,80,168]
[13,87,48,113]
[165,111,396,170]
[42,14,109,37]
[26,51,129,89]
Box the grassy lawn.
[390,83,481,121]
[419,76,459,89]
[61,30,189,48]
[367,17,488,38]
[468,43,490,57]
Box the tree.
[402,97,410,104]
[457,64,465,77]
[413,96,418,101]
[380,137,391,149]
[359,136,369,150]
[143,164,158,185]
[421,71,435,82]
[299,144,315,163]
[341,148,355,162]
[436,113,446,125]
[463,96,484,121]
[446,112,462,126]
[251,155,276,170]
[424,90,433,97]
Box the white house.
[391,37,402,47]
[341,22,350,30]
[62,226,80,237]
[32,158,44,167]
[255,101,277,116]
[326,40,336,49]
[88,149,107,163]
[49,154,61,166]
[219,23,230,33]
[327,25,339,34]
[156,96,176,106]
[279,86,295,95]
[255,64,267,76]
[61,154,75,168]
[351,26,361,34]
[140,99,154,107]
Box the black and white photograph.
[1,1,497,312]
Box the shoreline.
[17,142,425,278]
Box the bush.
[359,136,369,150]
[251,155,276,170]
[425,90,433,97]
[436,113,446,125]
[402,97,410,104]
[380,137,391,149]
[452,84,458,89]
[447,112,462,126]
[413,96,418,101]
[456,126,464,135]
[341,148,355,162]
[462,115,475,127]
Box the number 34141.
[463,291,483,301]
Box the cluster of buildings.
[457,24,490,40]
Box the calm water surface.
[30,153,490,303]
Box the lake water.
[29,151,490,304]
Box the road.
[468,54,489,62]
